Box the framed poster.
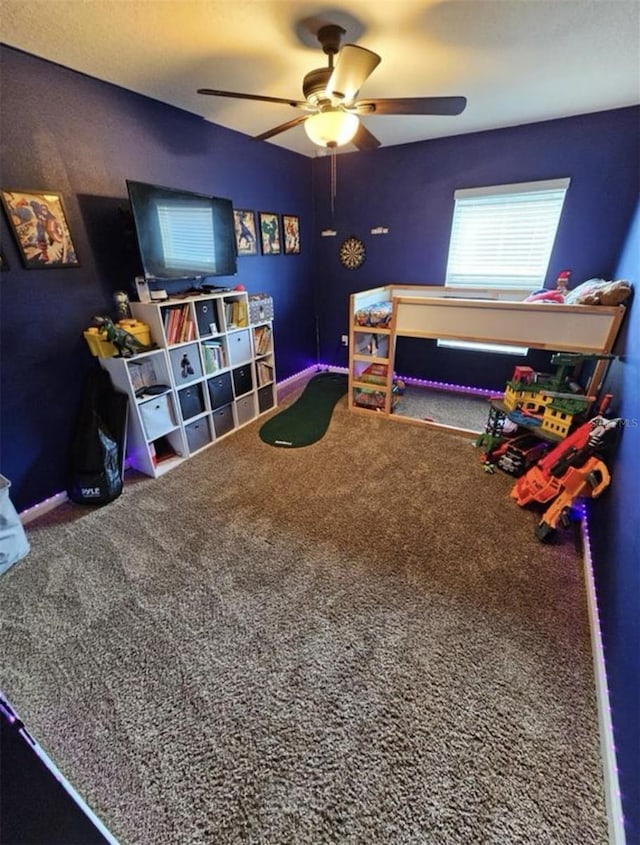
[282,214,300,254]
[1,189,80,269]
[258,211,281,255]
[233,209,258,256]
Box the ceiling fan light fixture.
[304,110,360,148]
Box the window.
[441,177,570,354]
[445,178,570,290]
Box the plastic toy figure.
[113,290,132,319]
[180,353,195,379]
[94,316,155,358]
[511,416,621,541]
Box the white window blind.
[156,200,216,273]
[445,178,570,290]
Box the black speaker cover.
[67,368,128,506]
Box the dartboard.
[339,236,366,270]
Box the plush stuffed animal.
[564,278,632,306]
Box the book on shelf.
[128,361,145,392]
[163,304,194,344]
[166,306,179,344]
[177,304,194,343]
[202,340,226,373]
[128,358,158,392]
[254,325,272,356]
[163,307,177,343]
[176,306,187,342]
[257,360,273,386]
[224,299,248,329]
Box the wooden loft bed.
[348,284,626,435]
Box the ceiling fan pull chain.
[330,145,337,215]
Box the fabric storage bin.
[227,330,252,366]
[258,385,275,414]
[178,383,204,421]
[236,395,256,426]
[207,372,233,410]
[211,404,235,438]
[232,364,254,397]
[184,418,212,453]
[195,299,219,337]
[140,394,175,440]
[248,294,274,325]
[169,343,203,384]
[0,474,30,575]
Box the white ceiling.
[2,0,639,157]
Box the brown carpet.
[0,381,607,844]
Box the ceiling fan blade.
[255,115,309,142]
[352,122,381,151]
[327,45,381,103]
[356,96,467,116]
[197,88,306,109]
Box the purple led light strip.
[398,375,499,397]
[312,366,499,398]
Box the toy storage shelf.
[348,284,626,435]
[100,291,276,479]
[349,292,396,414]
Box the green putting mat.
[259,372,348,448]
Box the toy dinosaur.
[94,315,155,357]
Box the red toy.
[493,433,549,477]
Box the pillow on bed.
[564,278,632,306]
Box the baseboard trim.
[580,507,626,845]
[0,695,119,844]
[276,365,347,399]
[276,365,318,396]
[19,491,68,525]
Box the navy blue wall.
[311,108,639,389]
[0,45,315,513]
[592,201,640,841]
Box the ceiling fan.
[197,24,467,151]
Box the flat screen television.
[126,180,237,282]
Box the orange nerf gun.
[511,416,620,541]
